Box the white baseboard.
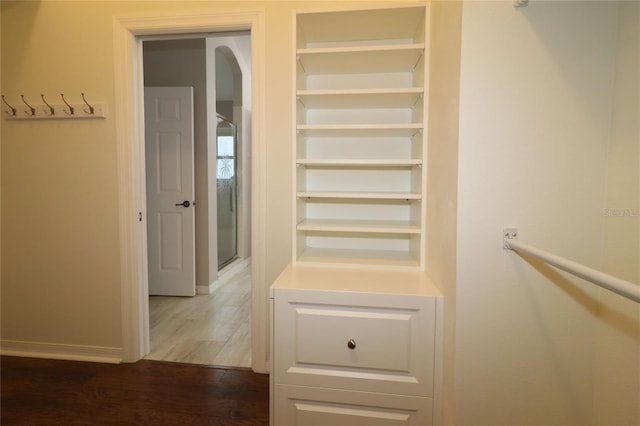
[196,285,211,294]
[0,340,122,364]
[197,257,251,295]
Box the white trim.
[1,340,121,364]
[113,9,268,373]
[195,284,212,295]
[433,296,444,426]
[196,257,252,295]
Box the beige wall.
[1,1,123,347]
[594,3,640,425]
[1,3,3,302]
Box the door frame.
[113,9,268,372]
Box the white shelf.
[297,247,420,268]
[298,127,422,138]
[297,88,423,109]
[297,219,420,234]
[298,123,422,132]
[270,263,441,295]
[297,191,421,200]
[297,159,422,167]
[297,44,424,75]
[298,43,424,55]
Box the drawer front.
[274,384,433,426]
[274,289,436,396]
[295,306,411,371]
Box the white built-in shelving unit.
[294,6,429,268]
[273,8,442,426]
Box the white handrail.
[504,236,640,304]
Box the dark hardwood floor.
[0,356,269,425]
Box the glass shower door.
[216,114,238,270]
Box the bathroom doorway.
[142,32,253,367]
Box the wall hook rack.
[1,95,17,116]
[2,93,105,120]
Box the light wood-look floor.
[145,263,251,368]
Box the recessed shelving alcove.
[293,6,429,268]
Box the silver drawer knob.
[347,339,356,350]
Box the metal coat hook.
[60,93,74,115]
[20,95,36,116]
[41,94,55,116]
[1,95,17,116]
[81,93,94,115]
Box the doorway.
[114,9,268,372]
[141,33,252,367]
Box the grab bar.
[503,229,640,303]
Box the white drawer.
[273,288,436,396]
[274,384,433,426]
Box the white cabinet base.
[270,264,443,426]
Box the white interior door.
[144,86,195,296]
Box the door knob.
[175,200,191,208]
[347,339,356,350]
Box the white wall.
[455,2,627,425]
[594,3,640,425]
